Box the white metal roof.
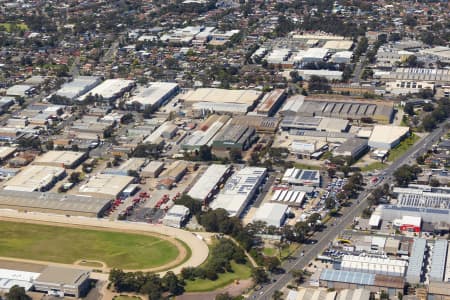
[128,82,178,107]
[0,268,40,291]
[429,239,448,282]
[188,164,230,200]
[252,203,288,227]
[369,125,409,145]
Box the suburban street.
[254,122,448,299]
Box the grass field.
[387,134,420,162]
[263,244,299,260]
[184,261,252,292]
[294,162,322,170]
[360,162,387,172]
[0,221,182,269]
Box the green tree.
[215,293,233,300]
[198,145,213,161]
[264,256,281,272]
[291,269,307,285]
[5,285,31,300]
[229,149,242,162]
[422,115,437,132]
[273,290,284,300]
[325,197,336,209]
[430,178,440,187]
[404,103,415,116]
[68,172,82,184]
[251,267,269,284]
[175,194,202,215]
[162,271,184,295]
[393,164,422,187]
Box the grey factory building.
[212,124,256,154]
[280,96,394,124]
[333,138,369,159]
[33,266,91,298]
[0,190,111,217]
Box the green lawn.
[263,244,299,260]
[387,134,420,162]
[184,261,252,292]
[294,163,322,170]
[360,162,387,172]
[0,23,28,32]
[0,221,182,269]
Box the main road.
[254,123,448,299]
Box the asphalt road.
[254,123,448,300]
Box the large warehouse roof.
[287,97,394,122]
[406,238,427,283]
[35,266,89,287]
[320,269,375,285]
[0,190,111,216]
[322,40,353,50]
[341,255,407,277]
[127,82,178,107]
[79,79,134,101]
[78,174,134,198]
[369,125,409,146]
[210,167,266,217]
[55,76,101,99]
[181,88,262,105]
[3,165,65,192]
[252,203,288,227]
[379,68,450,83]
[188,164,230,201]
[33,151,85,168]
[0,268,40,292]
[429,239,448,282]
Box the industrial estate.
[1,0,450,300]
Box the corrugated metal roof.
[406,238,427,282]
[320,269,375,285]
[430,239,448,282]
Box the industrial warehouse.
[181,115,230,151]
[280,96,395,124]
[127,82,179,111]
[368,125,410,150]
[0,190,111,217]
[3,165,66,192]
[179,88,263,115]
[254,89,287,116]
[210,167,267,217]
[252,203,288,227]
[373,185,450,226]
[78,78,135,102]
[78,173,134,199]
[187,164,231,204]
[282,168,321,187]
[211,124,256,155]
[55,76,101,100]
[32,150,87,169]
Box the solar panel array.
[398,192,450,209]
[300,170,319,181]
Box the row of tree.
[109,269,184,299]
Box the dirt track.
[0,210,209,275]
